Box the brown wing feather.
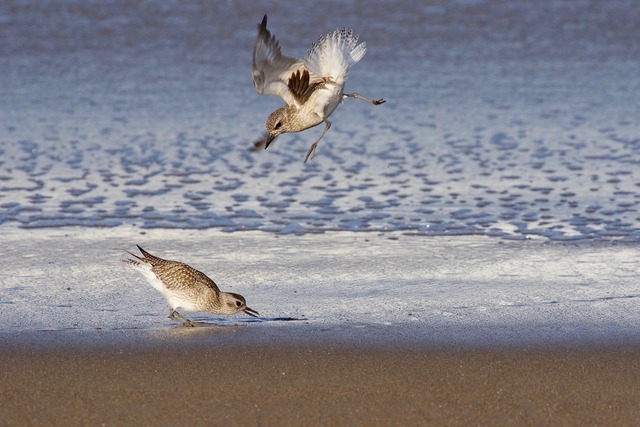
[153,262,221,295]
[130,245,221,294]
[288,69,319,105]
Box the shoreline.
[3,318,640,351]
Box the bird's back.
[125,246,221,296]
[150,260,220,296]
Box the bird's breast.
[301,83,343,122]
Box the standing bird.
[251,15,385,163]
[122,245,258,327]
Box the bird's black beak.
[243,306,259,317]
[251,133,277,152]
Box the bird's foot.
[304,143,318,163]
[169,309,196,327]
[344,92,386,105]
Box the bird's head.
[263,107,289,146]
[251,107,293,152]
[221,292,259,317]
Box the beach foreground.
[1,329,639,426]
[1,229,639,425]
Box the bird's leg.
[343,92,386,105]
[304,120,331,163]
[169,308,196,327]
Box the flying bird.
[251,15,385,163]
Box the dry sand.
[1,328,639,426]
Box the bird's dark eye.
[274,121,282,130]
[235,301,242,307]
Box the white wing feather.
[252,15,307,107]
[305,28,367,86]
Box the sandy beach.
[2,329,639,426]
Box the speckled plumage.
[251,15,385,163]
[122,245,258,326]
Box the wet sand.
[1,329,639,426]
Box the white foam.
[1,228,638,345]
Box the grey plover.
[122,245,258,327]
[251,15,385,163]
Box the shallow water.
[1,0,639,241]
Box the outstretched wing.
[253,15,315,107]
[305,27,366,87]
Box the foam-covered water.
[1,0,639,241]
[2,228,639,346]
